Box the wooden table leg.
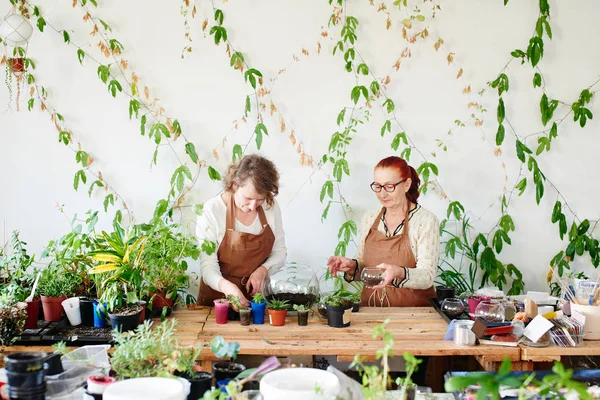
[510,361,534,371]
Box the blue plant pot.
[250,301,266,324]
[93,301,107,328]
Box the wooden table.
[520,341,600,367]
[186,307,519,372]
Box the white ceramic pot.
[61,297,82,326]
[103,377,189,400]
[571,302,600,340]
[260,368,340,400]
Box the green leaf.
[36,17,46,32]
[98,19,111,32]
[490,73,509,96]
[577,219,590,236]
[27,98,34,111]
[75,150,89,167]
[58,131,70,145]
[230,52,245,69]
[511,49,525,58]
[370,80,380,95]
[497,97,505,124]
[103,194,114,212]
[383,98,395,113]
[446,201,465,220]
[63,30,70,44]
[527,36,544,67]
[337,108,346,126]
[515,140,532,163]
[108,80,122,97]
[320,180,334,202]
[254,123,268,149]
[172,120,182,136]
[214,9,224,25]
[499,214,515,233]
[193,204,204,216]
[350,86,361,104]
[493,229,511,253]
[77,49,85,65]
[153,199,168,220]
[97,65,110,84]
[559,214,567,240]
[245,95,251,116]
[391,132,408,151]
[535,179,544,204]
[551,200,562,223]
[208,166,221,181]
[140,115,147,136]
[533,72,542,88]
[185,142,198,163]
[333,159,350,181]
[400,147,411,161]
[73,170,87,191]
[201,240,217,255]
[232,144,243,162]
[357,63,369,75]
[244,68,262,89]
[496,123,505,146]
[128,100,140,119]
[380,120,392,136]
[549,122,558,139]
[539,0,550,16]
[321,201,332,222]
[87,180,103,198]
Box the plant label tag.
[523,315,553,343]
[343,308,352,325]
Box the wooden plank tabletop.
[194,307,520,362]
[520,341,600,362]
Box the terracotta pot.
[24,298,41,329]
[151,292,174,309]
[8,58,25,74]
[268,309,287,326]
[41,295,67,322]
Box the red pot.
[268,309,287,326]
[24,298,41,329]
[41,295,68,322]
[151,292,174,309]
[8,58,25,74]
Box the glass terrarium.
[264,263,320,309]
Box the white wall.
[1,0,599,295]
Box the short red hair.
[375,156,420,203]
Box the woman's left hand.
[371,263,404,290]
[246,266,268,296]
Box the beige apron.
[360,207,435,307]
[198,194,275,306]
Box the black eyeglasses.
[370,179,407,193]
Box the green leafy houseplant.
[37,264,81,298]
[110,319,201,379]
[293,304,308,311]
[251,293,265,304]
[0,294,27,349]
[266,299,290,310]
[89,223,147,315]
[141,220,200,306]
[0,231,35,288]
[210,335,242,373]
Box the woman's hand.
[327,256,356,275]
[218,279,250,308]
[246,266,268,297]
[371,263,405,290]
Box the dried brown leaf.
[302,48,309,56]
[144,86,150,99]
[289,132,296,145]
[321,31,328,37]
[213,149,219,161]
[447,52,454,64]
[456,68,463,79]
[120,59,128,70]
[393,59,401,71]
[494,148,502,156]
[474,119,483,126]
[462,85,471,94]
[279,116,286,133]
[386,17,391,30]
[202,19,208,31]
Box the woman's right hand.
[218,279,250,309]
[327,256,356,275]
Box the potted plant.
[7,57,25,75]
[141,221,200,313]
[210,336,245,384]
[89,225,147,332]
[228,296,251,326]
[37,265,80,322]
[323,294,353,328]
[267,299,289,327]
[293,304,309,326]
[0,294,27,349]
[250,293,266,325]
[214,297,229,324]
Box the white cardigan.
[355,206,440,290]
[195,195,287,291]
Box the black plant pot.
[44,352,64,376]
[185,371,213,400]
[4,352,48,373]
[228,307,240,321]
[352,302,360,312]
[326,305,352,328]
[435,286,456,303]
[212,361,246,385]
[297,310,309,326]
[79,297,95,327]
[108,309,142,332]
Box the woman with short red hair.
[327,156,440,307]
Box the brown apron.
[197,194,275,306]
[360,207,435,307]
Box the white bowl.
[260,368,339,400]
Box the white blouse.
[195,195,287,291]
[355,205,440,290]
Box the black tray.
[14,318,114,346]
[429,298,471,324]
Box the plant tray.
[429,298,470,324]
[41,319,114,345]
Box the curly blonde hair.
[223,154,280,206]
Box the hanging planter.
[0,13,33,47]
[7,57,25,75]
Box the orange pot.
[268,309,287,326]
[151,292,174,309]
[41,295,67,322]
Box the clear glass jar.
[440,298,465,318]
[474,300,505,322]
[264,263,320,309]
